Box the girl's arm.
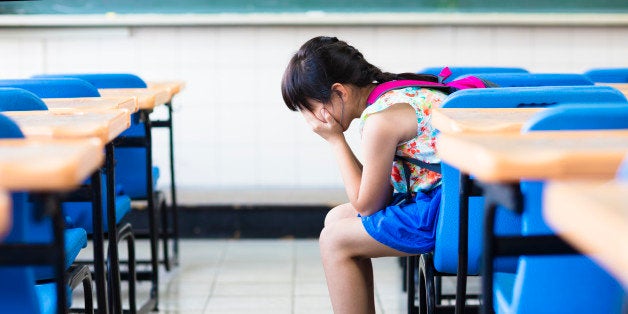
[302,104,416,216]
[354,104,416,215]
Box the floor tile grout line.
[291,239,297,314]
[202,240,228,312]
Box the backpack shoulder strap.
[366,80,451,106]
[394,155,441,174]
[366,75,488,106]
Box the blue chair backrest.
[0,78,100,98]
[32,73,147,89]
[420,66,528,82]
[471,73,594,87]
[584,68,628,83]
[523,103,628,132]
[0,88,48,111]
[521,104,628,235]
[441,86,627,108]
[0,114,24,139]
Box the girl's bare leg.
[319,205,410,314]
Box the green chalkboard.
[1,0,627,15]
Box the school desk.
[437,130,628,183]
[0,137,104,313]
[4,109,131,143]
[432,107,543,134]
[544,180,628,287]
[43,96,138,113]
[98,88,170,110]
[147,80,186,99]
[0,138,104,191]
[436,130,628,311]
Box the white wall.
[1,22,627,205]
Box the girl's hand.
[301,108,345,143]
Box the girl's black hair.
[281,36,438,111]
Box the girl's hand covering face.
[301,107,345,143]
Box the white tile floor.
[75,239,409,314]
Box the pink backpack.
[366,67,488,106]
[365,67,488,198]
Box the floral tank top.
[360,87,446,194]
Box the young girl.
[281,36,445,313]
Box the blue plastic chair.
[0,114,93,314]
[470,73,594,87]
[419,67,528,82]
[488,104,628,313]
[584,68,628,83]
[413,87,628,314]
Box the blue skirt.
[361,186,442,254]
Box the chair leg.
[400,256,408,292]
[118,223,137,314]
[418,254,436,314]
[158,193,176,272]
[407,255,419,314]
[166,102,180,270]
[435,275,442,305]
[68,265,95,314]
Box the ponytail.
[281,36,439,111]
[370,69,439,84]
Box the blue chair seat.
[117,121,160,199]
[0,267,71,314]
[493,272,516,314]
[34,228,87,280]
[63,194,132,234]
[35,283,73,314]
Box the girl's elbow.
[351,201,379,217]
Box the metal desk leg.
[90,170,109,314]
[106,143,122,314]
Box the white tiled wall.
[0,24,627,204]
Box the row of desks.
[432,105,628,288]
[0,80,184,313]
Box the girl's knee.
[324,203,356,227]
[319,224,343,257]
